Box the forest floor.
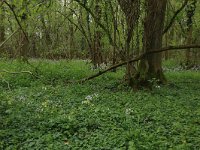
[0,59,200,149]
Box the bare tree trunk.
[164,2,169,60]
[185,0,197,67]
[0,7,5,55]
[41,15,52,48]
[185,27,193,66]
[133,0,167,88]
[17,30,29,59]
[85,11,94,62]
[118,0,140,83]
[92,0,103,68]
[69,25,75,59]
[109,2,118,71]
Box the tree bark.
[133,0,167,88]
[92,0,103,68]
[117,0,140,83]
[0,6,5,55]
[185,0,197,67]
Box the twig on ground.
[0,69,33,75]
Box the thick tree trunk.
[132,0,167,88]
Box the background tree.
[185,0,197,67]
[0,6,5,54]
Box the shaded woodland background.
[0,0,200,87]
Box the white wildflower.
[125,108,133,115]
[155,85,161,88]
[82,100,91,105]
[85,95,93,101]
[42,87,47,90]
[82,93,99,105]
[19,96,26,101]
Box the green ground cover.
[0,59,200,149]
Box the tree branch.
[0,28,20,48]
[163,0,188,34]
[57,10,92,50]
[79,45,200,83]
[73,0,114,46]
[3,0,29,42]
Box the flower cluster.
[125,108,134,115]
[82,93,99,105]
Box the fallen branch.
[0,70,38,90]
[79,45,200,83]
[0,69,33,75]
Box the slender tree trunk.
[69,25,75,59]
[85,11,94,63]
[185,0,197,67]
[93,0,103,68]
[165,2,169,60]
[118,0,140,83]
[41,15,52,48]
[185,27,193,66]
[133,0,167,88]
[0,7,5,55]
[17,30,29,58]
[112,3,118,71]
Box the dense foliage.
[0,59,199,149]
[1,0,200,149]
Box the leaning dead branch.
[79,45,200,83]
